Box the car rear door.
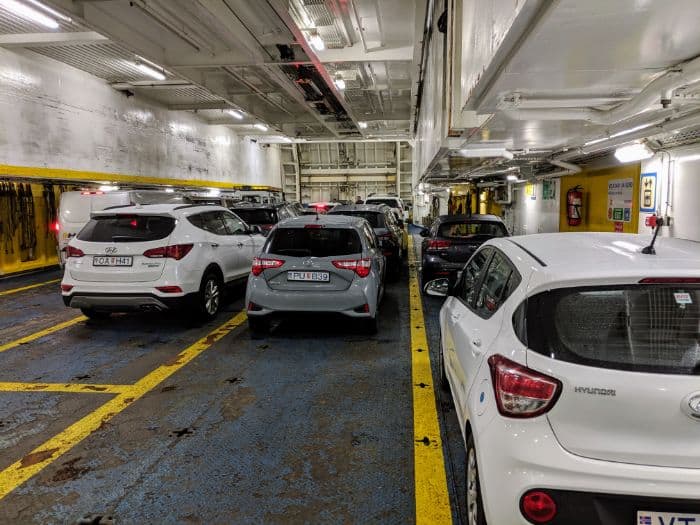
[199,211,239,282]
[445,249,520,415]
[525,282,700,468]
[68,214,175,282]
[221,211,261,279]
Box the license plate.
[637,510,700,524]
[93,256,133,267]
[287,271,329,282]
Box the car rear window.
[438,221,507,239]
[77,215,175,243]
[266,227,362,257]
[329,211,384,228]
[233,209,276,225]
[366,198,400,208]
[522,284,700,375]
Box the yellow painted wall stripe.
[0,316,86,354]
[0,311,247,500]
[0,382,129,394]
[0,164,281,192]
[0,279,60,297]
[407,236,453,524]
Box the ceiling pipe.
[502,54,700,125]
[555,109,700,161]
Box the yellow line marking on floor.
[0,279,61,297]
[0,310,247,501]
[0,316,86,354]
[0,382,130,394]
[407,235,453,524]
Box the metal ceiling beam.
[315,45,413,64]
[0,32,108,48]
[168,102,232,110]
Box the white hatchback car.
[425,233,700,525]
[61,204,264,320]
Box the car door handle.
[471,338,482,348]
[450,312,461,322]
[211,243,219,248]
[236,242,244,248]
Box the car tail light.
[521,490,557,523]
[143,244,193,260]
[60,284,73,292]
[251,257,284,276]
[51,221,60,233]
[488,355,561,418]
[66,245,84,258]
[332,258,372,278]
[427,239,451,250]
[304,224,324,229]
[639,277,700,284]
[247,302,262,311]
[156,286,183,293]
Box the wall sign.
[607,178,634,222]
[526,183,536,200]
[640,172,657,213]
[542,180,556,200]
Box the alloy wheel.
[204,278,220,315]
[467,446,479,525]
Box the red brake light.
[304,224,324,229]
[332,258,372,278]
[156,286,183,294]
[427,239,451,250]
[488,355,561,418]
[521,490,557,523]
[143,244,193,260]
[60,284,73,292]
[66,245,84,258]
[52,221,60,233]
[251,257,284,276]
[638,277,700,284]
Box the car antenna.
[641,215,664,255]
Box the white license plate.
[93,256,133,267]
[637,510,700,524]
[287,271,329,282]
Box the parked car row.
[60,200,408,334]
[423,232,700,525]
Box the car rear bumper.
[421,255,465,279]
[475,416,700,524]
[63,292,194,312]
[245,276,377,317]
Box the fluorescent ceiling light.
[0,0,59,28]
[281,137,292,143]
[358,121,368,129]
[460,147,514,160]
[226,109,244,120]
[506,174,518,181]
[25,0,70,21]
[254,123,268,131]
[308,34,325,51]
[207,188,221,197]
[134,62,165,81]
[609,123,652,139]
[98,185,118,192]
[164,188,175,193]
[614,143,653,163]
[334,76,346,90]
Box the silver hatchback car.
[245,215,386,336]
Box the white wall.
[509,179,561,235]
[639,152,700,242]
[0,48,281,186]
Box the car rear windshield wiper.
[273,248,313,256]
[111,235,146,242]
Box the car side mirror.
[419,228,430,237]
[424,278,450,297]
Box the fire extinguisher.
[566,186,583,226]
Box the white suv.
[425,232,700,525]
[61,204,265,320]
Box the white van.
[56,190,187,267]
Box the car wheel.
[80,308,110,320]
[248,316,269,338]
[197,272,222,320]
[466,434,488,525]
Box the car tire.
[196,271,222,321]
[80,308,110,320]
[466,434,488,525]
[248,316,269,338]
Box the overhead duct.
[502,55,700,125]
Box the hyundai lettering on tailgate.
[638,511,700,524]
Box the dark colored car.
[329,204,404,277]
[230,202,299,235]
[420,214,509,287]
